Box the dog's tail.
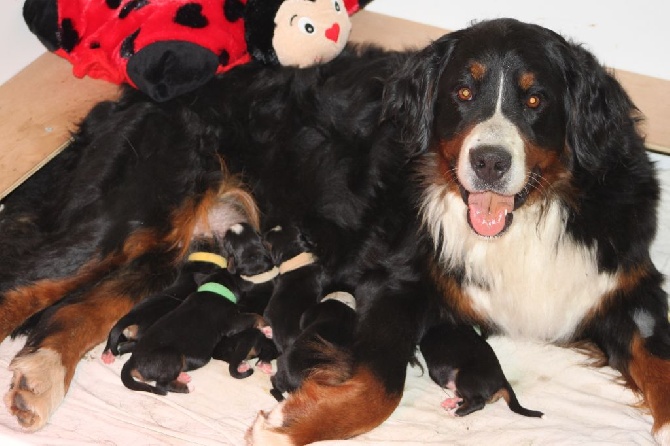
[500,381,543,418]
[246,366,402,445]
[120,357,168,396]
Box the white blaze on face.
[457,74,527,196]
[272,0,352,68]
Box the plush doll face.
[272,0,352,67]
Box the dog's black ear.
[381,33,458,156]
[562,41,644,174]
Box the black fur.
[420,324,543,418]
[262,225,324,353]
[271,298,356,399]
[120,269,263,395]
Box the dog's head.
[222,222,274,275]
[384,18,642,238]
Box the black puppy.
[101,238,228,364]
[271,292,357,401]
[223,223,278,315]
[262,225,323,353]
[212,328,278,378]
[120,268,265,395]
[420,324,543,418]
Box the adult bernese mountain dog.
[0,18,668,445]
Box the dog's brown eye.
[526,94,541,109]
[457,87,473,101]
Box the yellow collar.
[187,252,227,269]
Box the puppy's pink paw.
[256,361,273,374]
[261,326,273,339]
[237,361,251,374]
[441,397,462,411]
[177,372,191,384]
[100,350,115,365]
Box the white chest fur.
[421,187,618,342]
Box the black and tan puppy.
[420,324,543,418]
[212,328,279,379]
[271,292,357,401]
[120,268,265,395]
[101,238,228,363]
[262,225,323,353]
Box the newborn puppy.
[271,292,356,400]
[212,328,279,378]
[420,323,543,418]
[224,223,278,315]
[101,238,227,363]
[120,268,264,395]
[262,224,323,353]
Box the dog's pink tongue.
[468,192,514,237]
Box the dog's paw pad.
[260,326,273,339]
[441,397,462,411]
[3,348,66,431]
[238,361,251,373]
[176,372,191,384]
[100,350,115,364]
[256,361,273,374]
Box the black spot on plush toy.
[23,0,372,102]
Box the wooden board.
[0,53,119,198]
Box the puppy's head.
[223,223,274,275]
[385,18,642,239]
[264,224,313,265]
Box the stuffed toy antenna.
[22,0,372,102]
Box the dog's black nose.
[469,146,512,184]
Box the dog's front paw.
[245,405,294,446]
[4,348,66,431]
[654,423,670,445]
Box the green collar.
[197,282,237,304]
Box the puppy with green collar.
[120,267,266,395]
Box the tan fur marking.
[522,141,574,208]
[627,334,670,434]
[251,367,401,445]
[519,72,535,91]
[0,255,118,341]
[429,259,487,326]
[470,61,486,81]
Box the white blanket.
[0,334,655,445]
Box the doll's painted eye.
[332,0,342,12]
[298,17,316,34]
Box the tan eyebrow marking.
[519,72,536,91]
[469,62,486,80]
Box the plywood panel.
[0,52,119,198]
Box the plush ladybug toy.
[23,0,372,102]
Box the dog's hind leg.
[3,251,177,431]
[582,270,670,444]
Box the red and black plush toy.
[23,0,372,101]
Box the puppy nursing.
[112,223,278,393]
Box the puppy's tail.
[120,357,168,396]
[501,381,543,418]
